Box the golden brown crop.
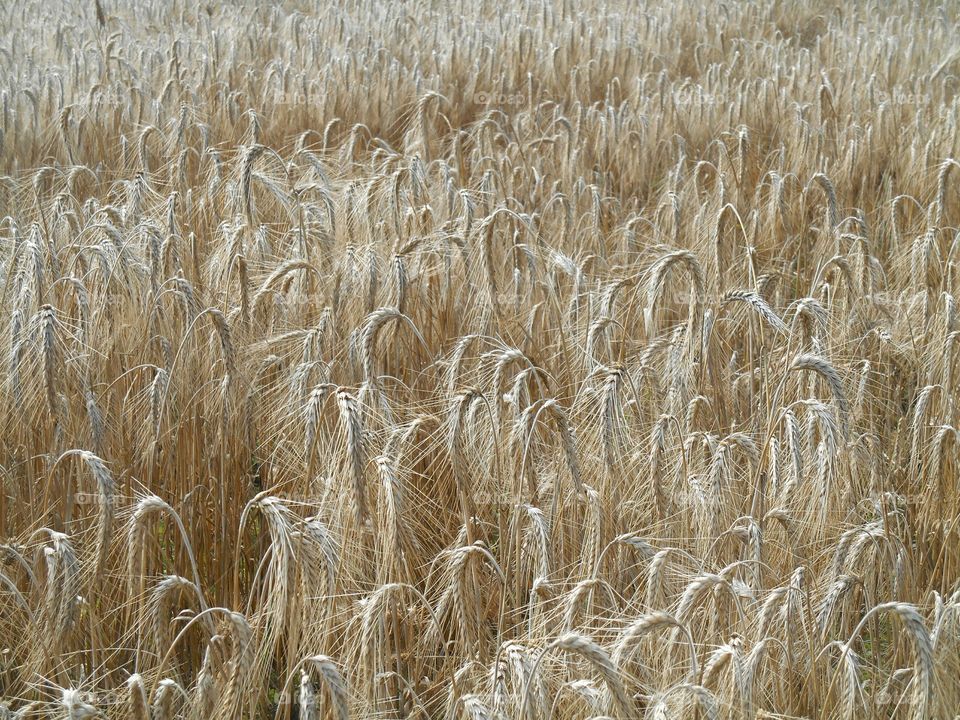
[0,0,958,717]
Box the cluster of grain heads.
[0,0,959,717]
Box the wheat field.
[1,0,959,717]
